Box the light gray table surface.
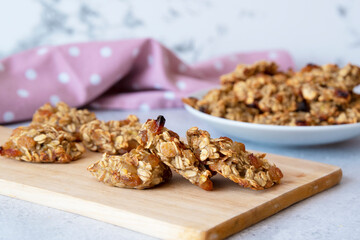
[1,108,359,240]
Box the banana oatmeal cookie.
[0,124,85,163]
[80,115,141,154]
[137,116,214,191]
[186,127,283,190]
[32,102,96,137]
[87,149,172,189]
[183,61,360,126]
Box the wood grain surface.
[0,126,342,240]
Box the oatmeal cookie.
[32,102,96,137]
[137,116,214,191]
[80,115,141,154]
[87,149,172,189]
[232,71,297,113]
[186,127,283,190]
[220,61,279,85]
[0,124,85,163]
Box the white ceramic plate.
[184,89,360,146]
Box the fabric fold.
[0,38,294,124]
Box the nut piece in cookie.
[80,115,141,154]
[87,149,172,189]
[137,116,214,191]
[0,124,85,163]
[32,102,96,137]
[187,127,283,190]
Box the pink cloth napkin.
[0,38,294,124]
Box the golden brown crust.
[80,115,141,154]
[220,61,279,85]
[186,127,283,190]
[137,116,214,191]
[32,102,96,138]
[0,124,85,163]
[87,149,172,189]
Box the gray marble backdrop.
[0,0,360,68]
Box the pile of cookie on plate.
[183,61,360,126]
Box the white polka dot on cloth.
[25,69,37,80]
[68,46,80,57]
[178,63,187,73]
[58,72,70,84]
[147,55,153,66]
[0,62,4,72]
[132,48,139,58]
[164,91,175,100]
[139,103,151,112]
[3,111,14,122]
[50,95,61,105]
[90,74,101,85]
[37,47,48,55]
[214,61,223,71]
[354,85,360,95]
[154,83,162,89]
[100,47,112,58]
[176,81,187,90]
[268,52,278,60]
[17,89,29,98]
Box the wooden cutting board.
[0,126,342,240]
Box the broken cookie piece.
[187,127,283,190]
[87,149,172,189]
[0,124,85,163]
[137,116,214,191]
[80,115,141,154]
[32,102,96,137]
